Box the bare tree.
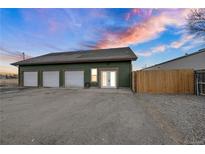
[187,9,205,39]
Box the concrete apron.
[39,87,133,94]
[84,87,132,94]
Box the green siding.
[19,61,131,88]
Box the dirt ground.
[0,88,204,144]
[0,79,18,87]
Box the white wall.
[145,51,205,70]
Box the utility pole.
[22,52,25,60]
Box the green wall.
[19,61,132,88]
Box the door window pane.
[102,71,107,86]
[101,71,116,88]
[110,71,116,87]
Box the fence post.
[195,73,199,96]
[132,71,135,92]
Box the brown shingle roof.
[11,47,137,66]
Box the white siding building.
[144,48,205,70]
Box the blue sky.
[0,8,204,73]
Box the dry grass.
[0,79,18,87]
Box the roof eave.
[11,62,18,66]
[12,57,137,66]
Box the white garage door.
[23,72,38,87]
[43,71,59,87]
[65,71,84,88]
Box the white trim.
[100,70,117,89]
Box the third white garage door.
[65,71,84,88]
[43,71,59,87]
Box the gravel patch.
[136,94,205,144]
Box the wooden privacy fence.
[132,69,194,94]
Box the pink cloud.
[125,9,153,21]
[48,20,58,32]
[21,9,70,34]
[135,51,153,57]
[1,24,65,54]
[95,9,191,49]
[0,54,22,62]
[125,9,141,20]
[135,44,166,57]
[0,53,32,63]
[135,34,196,57]
[170,34,194,48]
[151,45,166,53]
[170,41,184,49]
[0,46,32,63]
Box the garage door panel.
[23,72,38,87]
[65,71,84,88]
[43,71,59,87]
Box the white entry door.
[101,71,117,88]
[65,71,84,88]
[23,72,38,87]
[43,71,59,87]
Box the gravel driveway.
[0,88,204,144]
[136,94,205,144]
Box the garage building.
[12,47,137,89]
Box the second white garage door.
[65,71,84,88]
[43,71,59,87]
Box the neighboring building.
[143,48,205,70]
[11,47,137,89]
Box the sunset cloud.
[20,9,73,34]
[135,44,166,57]
[48,20,58,32]
[94,9,190,49]
[0,46,32,63]
[135,34,197,57]
[152,45,166,53]
[170,34,194,48]
[135,51,153,57]
[0,54,23,62]
[125,9,141,20]
[125,9,153,20]
[1,9,204,73]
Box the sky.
[0,8,205,74]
